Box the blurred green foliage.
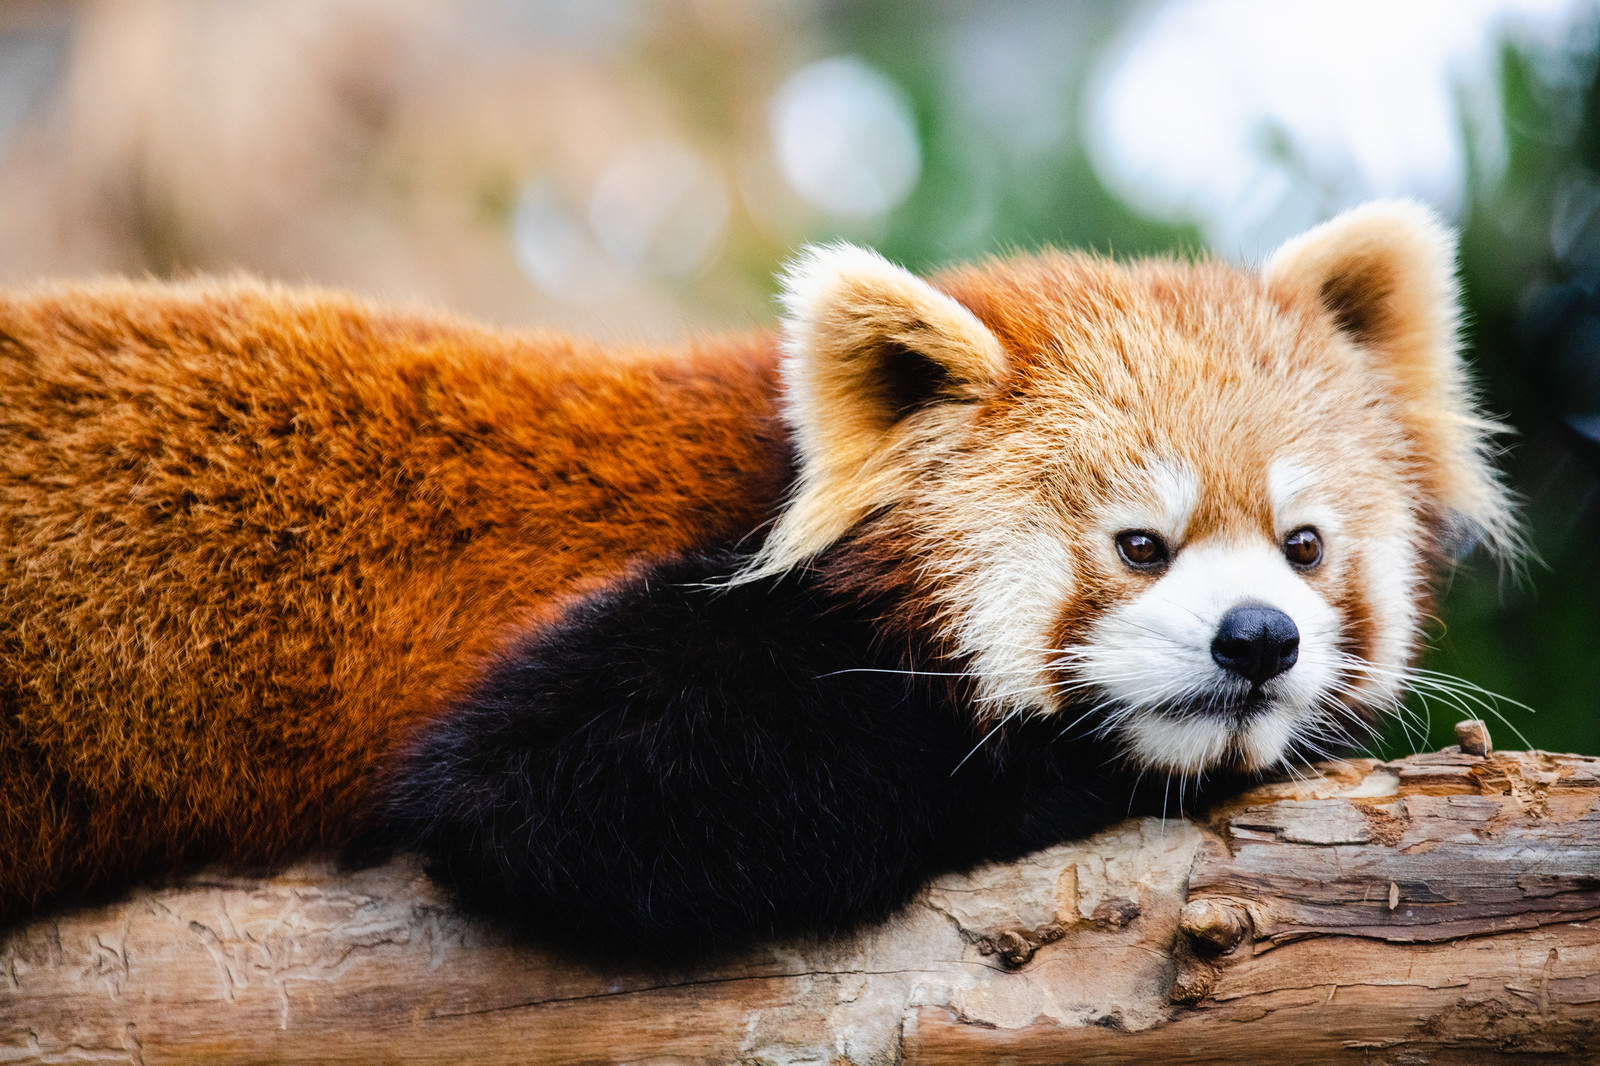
[1438,39,1600,756]
[820,2,1200,269]
[819,6,1598,755]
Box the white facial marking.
[1267,458,1318,518]
[955,459,1199,723]
[1236,707,1299,770]
[1111,459,1200,537]
[1119,713,1232,779]
[1356,532,1419,704]
[1078,540,1342,774]
[1270,453,1416,704]
[1268,456,1343,542]
[939,521,1076,720]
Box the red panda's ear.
[1264,201,1517,560]
[740,243,1008,579]
[778,242,1008,459]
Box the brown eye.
[1284,526,1324,569]
[1115,530,1169,571]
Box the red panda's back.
[0,278,791,915]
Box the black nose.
[1211,605,1300,685]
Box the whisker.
[950,709,1021,777]
[1335,653,1535,752]
[813,667,976,680]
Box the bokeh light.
[1087,0,1590,255]
[512,141,727,299]
[0,0,1591,754]
[512,178,610,301]
[769,56,922,219]
[588,139,728,279]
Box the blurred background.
[0,0,1593,754]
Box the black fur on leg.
[381,548,1230,957]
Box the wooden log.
[3,749,1597,1064]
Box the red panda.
[0,202,1513,952]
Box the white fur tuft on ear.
[737,243,1008,580]
[1265,200,1459,360]
[1264,201,1518,560]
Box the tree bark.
[3,748,1597,1064]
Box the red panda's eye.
[1284,526,1324,569]
[1115,530,1169,571]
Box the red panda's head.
[747,201,1516,777]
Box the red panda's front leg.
[380,548,966,953]
[378,548,1212,956]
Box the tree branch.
[3,749,1597,1064]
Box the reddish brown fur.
[754,227,1504,764]
[835,254,1426,657]
[1,206,1511,915]
[0,278,790,915]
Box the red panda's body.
[0,204,1515,950]
[0,283,789,912]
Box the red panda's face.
[755,202,1514,778]
[1064,456,1392,776]
[868,304,1423,776]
